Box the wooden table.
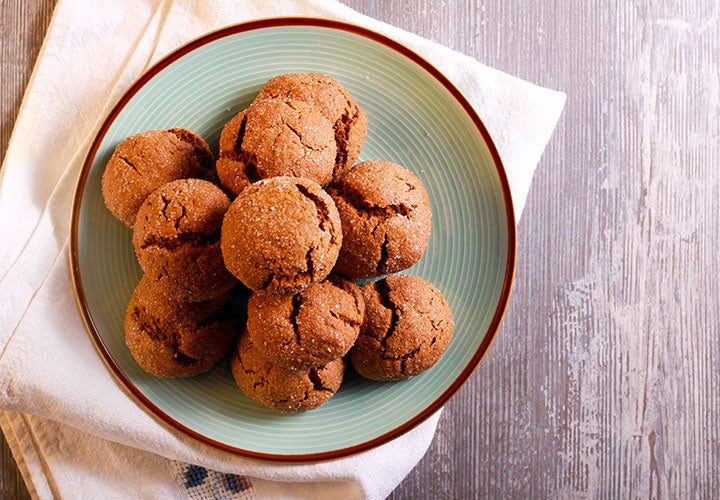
[2,0,719,498]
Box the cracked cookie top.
[255,73,368,178]
[350,275,453,381]
[327,160,432,278]
[220,177,342,295]
[132,178,236,302]
[216,97,337,197]
[230,330,344,413]
[247,274,364,370]
[124,275,239,378]
[102,128,215,228]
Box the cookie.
[327,160,432,278]
[216,98,336,197]
[247,274,364,370]
[102,128,214,227]
[124,275,239,378]
[350,275,453,381]
[132,178,236,302]
[230,331,344,413]
[220,177,342,295]
[256,73,368,177]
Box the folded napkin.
[0,0,566,498]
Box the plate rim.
[69,16,517,463]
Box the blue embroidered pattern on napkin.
[172,461,255,499]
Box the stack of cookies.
[101,73,454,414]
[102,129,241,378]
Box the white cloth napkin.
[0,0,566,498]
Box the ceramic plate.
[70,18,515,461]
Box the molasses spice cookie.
[102,128,214,227]
[247,274,364,370]
[231,331,344,413]
[351,275,454,381]
[132,178,236,302]
[216,98,336,197]
[256,73,368,177]
[327,160,432,278]
[125,275,239,378]
[220,177,342,295]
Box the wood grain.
[0,2,57,498]
[2,0,719,499]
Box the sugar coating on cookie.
[132,178,236,302]
[102,128,214,228]
[350,275,453,381]
[216,98,336,197]
[220,177,342,295]
[124,275,239,378]
[230,331,344,413]
[247,274,364,370]
[256,73,368,178]
[327,160,431,278]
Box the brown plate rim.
[69,16,517,463]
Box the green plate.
[70,18,515,462]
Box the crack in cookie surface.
[375,279,400,347]
[231,115,260,183]
[290,293,303,344]
[377,235,390,275]
[139,231,220,251]
[308,368,333,392]
[130,304,200,365]
[332,182,416,219]
[295,183,334,233]
[118,155,138,173]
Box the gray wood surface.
[2,0,719,498]
[0,3,57,499]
